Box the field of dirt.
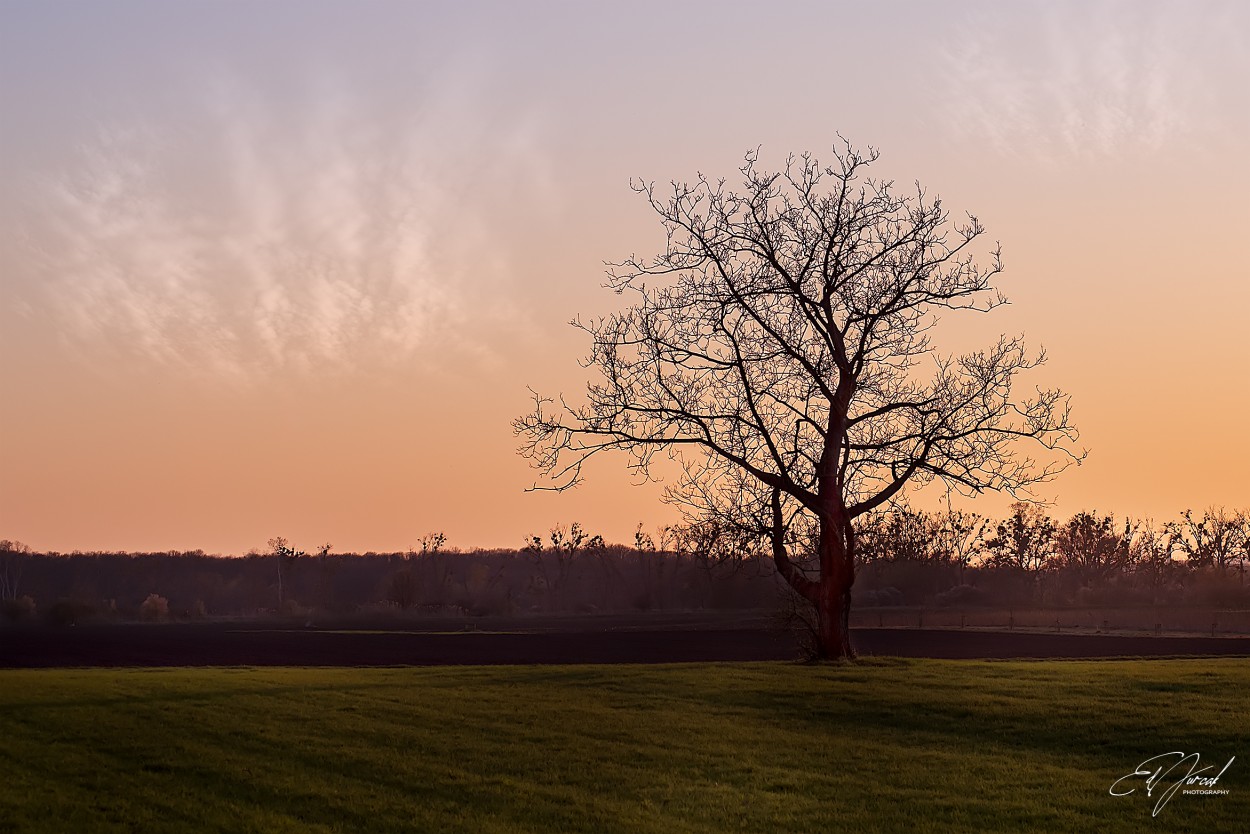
[3,613,1250,667]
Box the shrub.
[139,593,170,622]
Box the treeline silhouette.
[2,505,1248,626]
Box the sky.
[1,0,1247,555]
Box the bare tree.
[1168,508,1247,571]
[419,532,447,556]
[403,532,453,608]
[1127,518,1182,602]
[932,505,986,584]
[855,503,935,564]
[0,540,31,602]
[266,536,305,611]
[523,523,602,611]
[515,143,1081,658]
[985,503,1056,573]
[632,523,668,610]
[1051,511,1132,584]
[313,542,337,614]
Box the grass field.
[0,659,1245,833]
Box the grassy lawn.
[0,659,1245,833]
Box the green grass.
[0,659,1245,833]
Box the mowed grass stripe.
[0,659,1245,833]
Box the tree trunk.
[814,574,855,659]
[813,516,856,660]
[768,490,857,660]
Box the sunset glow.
[2,1,1247,554]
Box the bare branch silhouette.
[516,142,1084,658]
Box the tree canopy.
[516,142,1083,657]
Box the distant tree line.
[1,505,1248,625]
[851,504,1250,610]
[0,525,776,625]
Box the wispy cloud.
[940,1,1245,161]
[17,70,550,382]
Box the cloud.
[940,1,1245,161]
[17,71,550,382]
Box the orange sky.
[1,2,1247,554]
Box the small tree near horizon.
[267,536,306,611]
[515,142,1082,659]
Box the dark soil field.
[4,613,1250,667]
